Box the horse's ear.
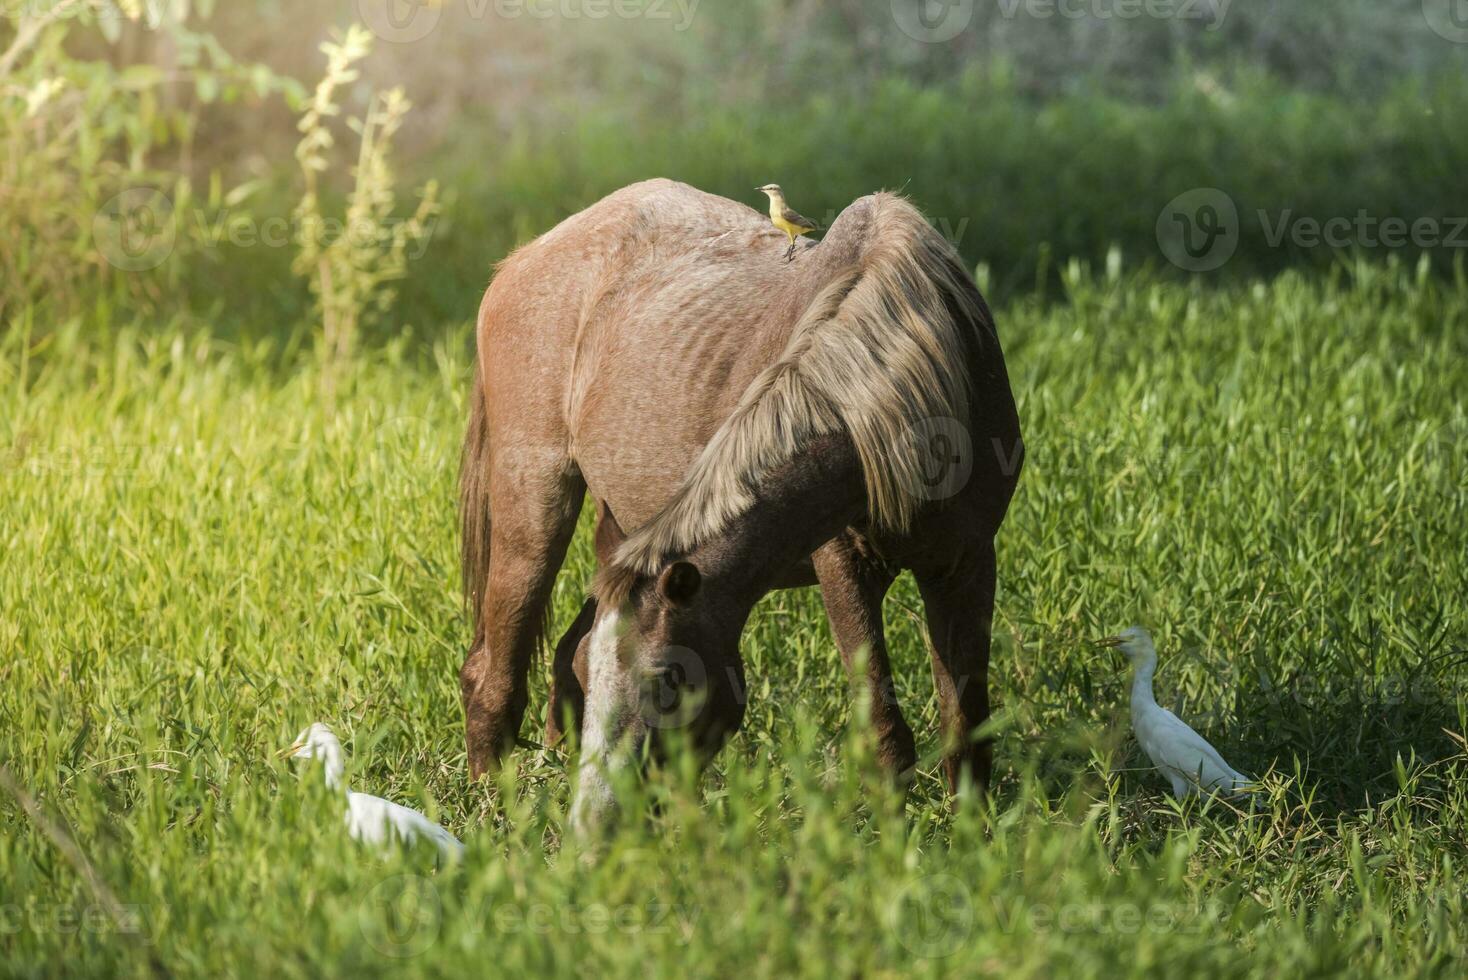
[656,561,702,605]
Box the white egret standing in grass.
[1098,627,1252,799]
[281,723,464,861]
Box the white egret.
[1098,627,1252,799]
[281,723,464,861]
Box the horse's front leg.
[545,597,595,747]
[914,541,997,795]
[813,533,918,781]
[545,501,625,748]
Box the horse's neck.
[694,432,867,612]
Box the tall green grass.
[2,260,1467,975]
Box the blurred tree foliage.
[149,0,1468,175]
[4,0,1465,334]
[0,0,302,323]
[679,0,1462,100]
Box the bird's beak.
[1093,635,1124,653]
[276,743,302,758]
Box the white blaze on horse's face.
[570,603,643,834]
[570,562,747,835]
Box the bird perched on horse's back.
[756,183,820,260]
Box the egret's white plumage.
[1101,627,1251,799]
[284,723,464,861]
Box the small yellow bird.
[756,183,820,261]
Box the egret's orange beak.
[1094,635,1125,649]
[276,742,303,758]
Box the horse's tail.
[460,361,493,639]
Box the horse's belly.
[575,428,707,531]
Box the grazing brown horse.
[458,179,1022,830]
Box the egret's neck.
[1129,653,1158,711]
[318,742,347,792]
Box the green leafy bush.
[0,0,301,324]
[292,24,439,392]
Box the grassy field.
[3,259,1468,976]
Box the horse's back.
[475,180,703,457]
[473,180,1010,538]
[475,179,771,451]
[478,179,871,526]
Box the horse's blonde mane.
[604,193,987,587]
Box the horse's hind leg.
[813,533,918,780]
[462,464,585,779]
[914,541,997,795]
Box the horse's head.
[570,558,747,834]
